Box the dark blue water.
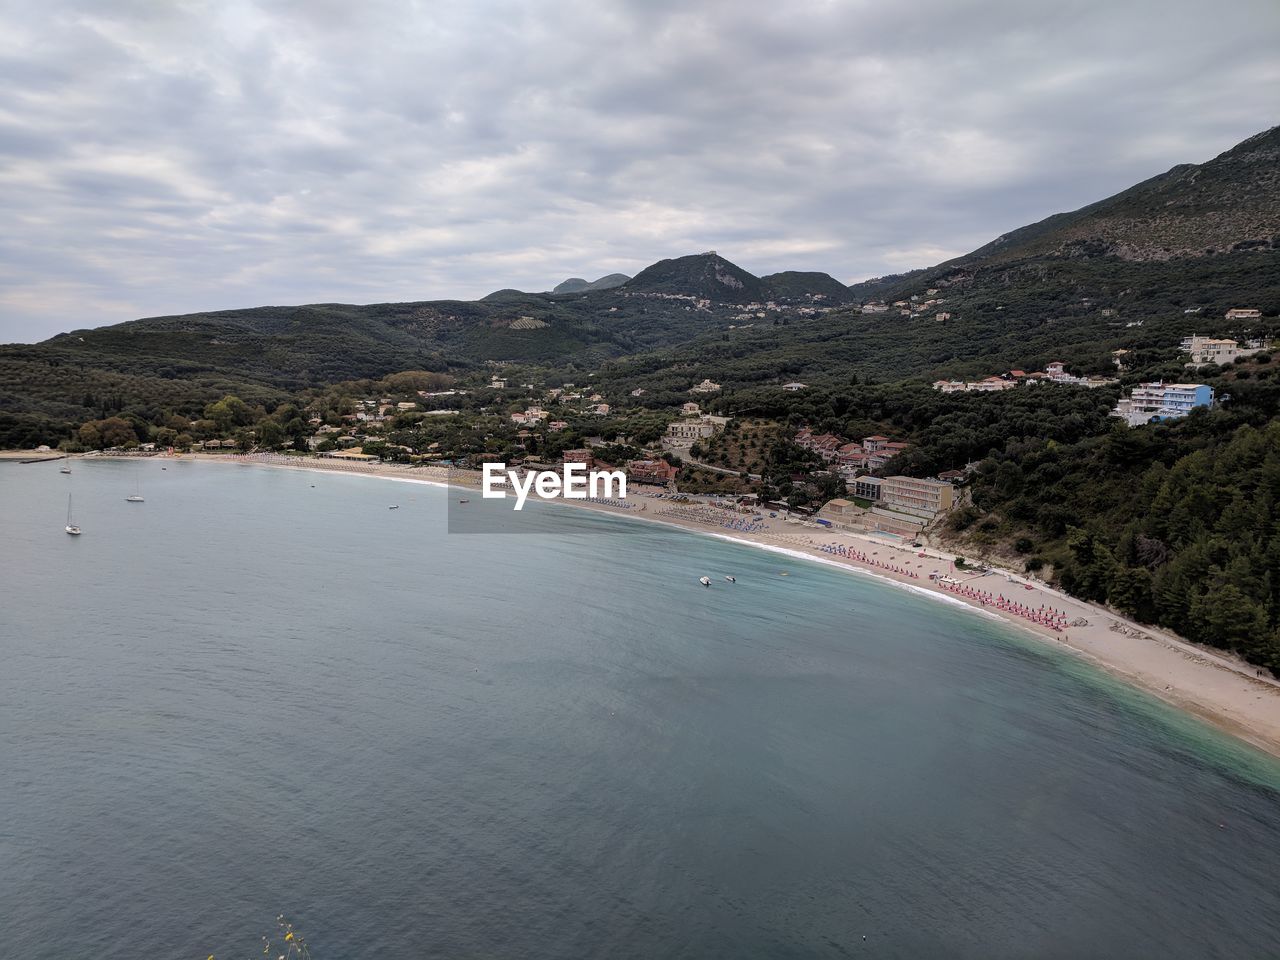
[2,459,1279,959]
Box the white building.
[1113,382,1215,427]
[1181,335,1264,366]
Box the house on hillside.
[1112,382,1214,427]
[626,459,679,485]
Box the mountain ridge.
[552,273,631,294]
[3,124,1278,435]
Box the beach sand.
[99,451,1280,759]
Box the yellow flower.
[284,932,294,941]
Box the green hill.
[624,252,770,301]
[3,125,1278,444]
[761,271,854,302]
[552,273,631,294]
[596,125,1280,392]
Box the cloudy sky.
[1,0,1276,342]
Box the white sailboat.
[125,466,144,502]
[65,494,81,535]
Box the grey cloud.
[0,0,1277,342]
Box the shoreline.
[82,451,1280,761]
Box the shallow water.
[3,459,1279,959]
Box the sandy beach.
[66,450,1280,760]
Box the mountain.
[552,273,630,294]
[760,271,854,302]
[0,250,838,431]
[624,252,770,302]
[594,125,1280,391]
[963,124,1280,265]
[3,125,1278,443]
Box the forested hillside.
[952,362,1280,670]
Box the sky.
[0,0,1277,342]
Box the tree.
[1189,584,1269,656]
[204,395,251,432]
[78,422,103,449]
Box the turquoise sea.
[2,458,1279,959]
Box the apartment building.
[1112,382,1214,427]
[880,476,956,518]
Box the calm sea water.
[2,459,1279,959]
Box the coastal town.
[42,302,1274,550]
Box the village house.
[562,449,594,468]
[626,459,679,485]
[689,378,722,393]
[548,420,569,432]
[968,376,1017,392]
[593,403,611,416]
[797,431,911,473]
[860,302,890,314]
[681,402,701,415]
[665,415,729,443]
[1225,308,1262,320]
[1181,334,1265,366]
[782,382,808,392]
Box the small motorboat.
[60,467,72,475]
[725,576,736,583]
[125,495,144,503]
[699,576,711,587]
[458,498,470,503]
[388,505,400,510]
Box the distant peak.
[552,273,631,294]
